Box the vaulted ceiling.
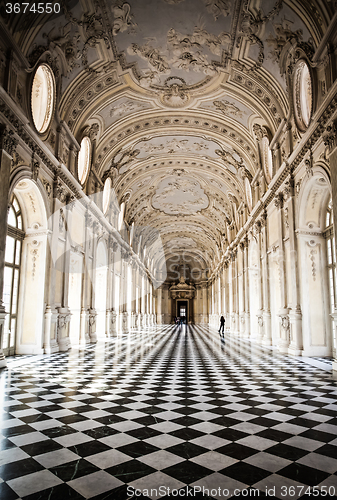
[6,0,333,281]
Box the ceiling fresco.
[152,175,209,215]
[6,0,331,282]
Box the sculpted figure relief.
[125,24,230,84]
[213,100,245,118]
[112,2,135,35]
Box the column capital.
[274,192,284,210]
[54,178,67,203]
[252,123,268,141]
[323,121,337,155]
[0,125,18,158]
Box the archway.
[6,178,48,354]
[95,240,108,338]
[297,167,331,356]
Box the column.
[274,194,289,352]
[286,177,303,355]
[88,222,98,342]
[239,243,245,337]
[0,126,17,368]
[255,221,264,342]
[121,252,128,333]
[228,252,235,333]
[260,212,272,345]
[202,283,208,324]
[233,250,239,334]
[44,178,63,353]
[55,183,72,351]
[108,239,118,336]
[156,287,162,324]
[243,237,250,338]
[223,262,229,330]
[141,273,145,327]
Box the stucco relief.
[163,0,231,19]
[114,0,232,86]
[139,138,209,154]
[137,136,210,156]
[152,175,209,215]
[99,99,152,128]
[112,3,135,36]
[167,236,198,250]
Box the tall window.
[4,196,24,355]
[78,136,91,185]
[325,198,336,350]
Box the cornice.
[0,94,155,284]
[208,83,337,282]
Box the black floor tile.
[23,483,86,500]
[0,458,44,481]
[278,463,329,486]
[84,426,119,439]
[0,482,18,500]
[166,442,208,459]
[163,460,211,483]
[50,458,101,481]
[221,461,272,484]
[300,429,336,442]
[315,444,337,458]
[41,426,77,438]
[213,428,249,441]
[21,439,63,457]
[106,459,156,481]
[257,429,293,442]
[116,441,160,458]
[216,442,258,460]
[68,440,111,457]
[169,428,204,441]
[127,427,160,440]
[171,416,203,426]
[2,425,35,438]
[267,443,309,461]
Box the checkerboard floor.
[1,325,337,499]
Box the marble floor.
[1,325,337,500]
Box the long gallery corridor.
[1,326,337,500]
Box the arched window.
[325,198,336,319]
[293,60,313,132]
[78,136,91,185]
[3,195,24,355]
[244,177,253,212]
[261,136,273,183]
[118,202,125,231]
[31,64,55,134]
[102,177,111,214]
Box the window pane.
[328,239,332,265]
[12,197,19,212]
[3,316,9,345]
[17,214,22,230]
[5,236,15,263]
[3,267,13,309]
[15,241,21,265]
[10,319,16,346]
[8,206,16,227]
[12,269,19,314]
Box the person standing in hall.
[219,315,225,335]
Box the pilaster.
[0,125,18,367]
